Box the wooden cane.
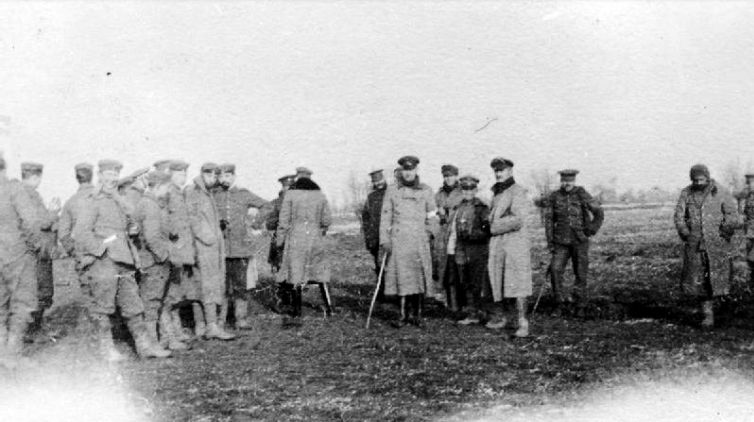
[532,266,551,316]
[365,253,388,329]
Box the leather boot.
[94,315,126,363]
[218,298,229,330]
[234,298,252,329]
[192,303,206,338]
[514,317,529,338]
[159,312,189,351]
[203,303,236,340]
[170,308,191,342]
[701,300,714,328]
[283,286,303,327]
[127,315,172,359]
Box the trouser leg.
[549,244,570,305]
[572,242,590,306]
[444,257,460,311]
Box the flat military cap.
[441,164,459,176]
[169,160,189,171]
[153,159,172,172]
[145,170,172,187]
[558,169,579,180]
[295,166,313,177]
[369,169,385,182]
[490,157,514,170]
[398,155,420,170]
[74,162,93,172]
[459,174,480,189]
[201,162,219,172]
[128,167,150,180]
[689,164,709,180]
[219,163,235,174]
[98,159,123,172]
[21,162,44,174]
[278,174,296,184]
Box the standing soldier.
[213,163,267,329]
[361,169,388,301]
[0,157,41,364]
[434,164,463,310]
[674,164,741,327]
[266,174,295,310]
[134,171,188,351]
[380,155,437,327]
[20,162,60,334]
[543,169,604,317]
[275,167,332,326]
[118,167,150,209]
[485,159,532,337]
[185,163,235,340]
[58,163,96,264]
[166,160,199,339]
[735,172,754,286]
[74,159,170,361]
[450,175,491,326]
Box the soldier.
[213,163,268,329]
[134,171,188,351]
[450,175,491,326]
[361,169,388,302]
[0,157,42,364]
[276,166,332,326]
[118,167,150,209]
[434,164,464,310]
[185,163,235,340]
[74,159,170,361]
[543,169,604,317]
[485,159,533,337]
[20,162,60,334]
[674,164,741,328]
[165,160,200,339]
[58,163,96,261]
[380,155,437,327]
[266,174,295,311]
[735,172,754,286]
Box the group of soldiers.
[362,157,754,335]
[1,152,752,365]
[0,156,331,364]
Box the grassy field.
[8,206,754,422]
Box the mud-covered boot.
[218,298,229,330]
[93,315,126,363]
[514,317,529,338]
[234,298,252,330]
[127,315,172,359]
[170,309,191,342]
[283,286,304,328]
[159,312,188,351]
[203,304,236,340]
[192,303,206,338]
[701,300,714,328]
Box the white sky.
[2,1,754,203]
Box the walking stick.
[365,253,388,329]
[532,266,551,316]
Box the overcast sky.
[2,1,753,203]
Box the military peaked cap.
[21,162,44,174]
[201,162,219,172]
[441,164,459,176]
[459,174,480,188]
[129,167,150,180]
[745,172,754,178]
[490,157,514,170]
[74,162,93,172]
[278,174,296,184]
[689,164,709,180]
[558,169,579,180]
[369,169,385,182]
[153,159,172,171]
[145,170,172,187]
[98,159,123,172]
[219,163,236,174]
[169,160,189,171]
[398,155,420,170]
[295,166,313,177]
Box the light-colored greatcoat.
[275,179,332,286]
[674,181,742,297]
[487,182,533,301]
[380,180,436,297]
[185,176,225,305]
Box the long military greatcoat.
[674,181,742,297]
[185,176,225,304]
[134,193,171,269]
[361,187,387,252]
[58,183,95,256]
[167,184,195,266]
[380,178,436,297]
[212,185,267,258]
[434,184,463,283]
[0,177,41,265]
[487,181,533,300]
[24,185,59,261]
[275,178,332,286]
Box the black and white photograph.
[2,1,754,421]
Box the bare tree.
[345,170,370,222]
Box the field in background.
[24,205,754,421]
